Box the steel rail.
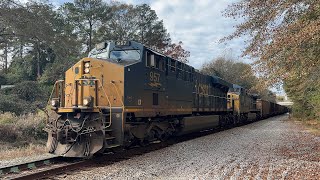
[0,156,62,176]
[11,160,90,180]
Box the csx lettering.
[150,72,160,82]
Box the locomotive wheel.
[158,132,169,142]
[139,139,150,147]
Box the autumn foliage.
[164,41,190,63]
[224,0,320,119]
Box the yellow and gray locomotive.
[47,40,288,157]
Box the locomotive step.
[106,144,121,149]
[105,136,116,140]
[104,129,113,132]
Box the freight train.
[46,40,288,157]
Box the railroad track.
[0,142,171,180]
[0,156,85,180]
[0,123,239,179]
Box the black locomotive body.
[48,40,288,157]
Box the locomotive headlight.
[84,67,90,74]
[84,62,90,68]
[51,99,59,107]
[83,97,92,106]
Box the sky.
[126,0,247,69]
[17,0,285,94]
[36,0,246,69]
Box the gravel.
[5,114,319,179]
[0,153,56,168]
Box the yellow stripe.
[124,108,192,112]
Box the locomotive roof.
[211,76,233,88]
[233,84,243,89]
[232,83,260,98]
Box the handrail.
[73,78,113,129]
[110,82,125,110]
[47,80,64,105]
[95,79,112,129]
[76,78,113,129]
[110,81,125,133]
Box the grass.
[0,112,49,160]
[292,117,320,136]
[0,143,47,160]
[301,119,320,136]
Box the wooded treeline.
[224,0,320,120]
[0,0,190,114]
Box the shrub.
[0,112,19,124]
[0,112,47,145]
[0,94,36,115]
[0,74,7,85]
[12,81,43,102]
[0,81,50,115]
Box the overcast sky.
[19,0,285,94]
[125,0,246,69]
[51,0,246,68]
[30,0,247,69]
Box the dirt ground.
[62,114,320,180]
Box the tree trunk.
[37,44,41,79]
[89,23,92,52]
[20,41,23,58]
[4,42,8,73]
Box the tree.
[164,41,190,63]
[136,4,171,49]
[1,0,80,82]
[61,0,109,53]
[96,3,139,42]
[97,3,171,50]
[223,0,320,118]
[223,0,320,85]
[201,57,257,90]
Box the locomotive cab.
[47,40,145,157]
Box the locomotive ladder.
[96,79,124,150]
[100,111,121,149]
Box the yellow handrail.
[96,79,112,129]
[47,80,64,105]
[110,82,125,109]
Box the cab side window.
[155,55,161,69]
[168,59,176,72]
[159,57,165,71]
[146,50,164,71]
[177,62,182,79]
[150,54,155,67]
[146,51,153,67]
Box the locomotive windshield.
[89,48,141,62]
[110,50,140,61]
[89,41,143,63]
